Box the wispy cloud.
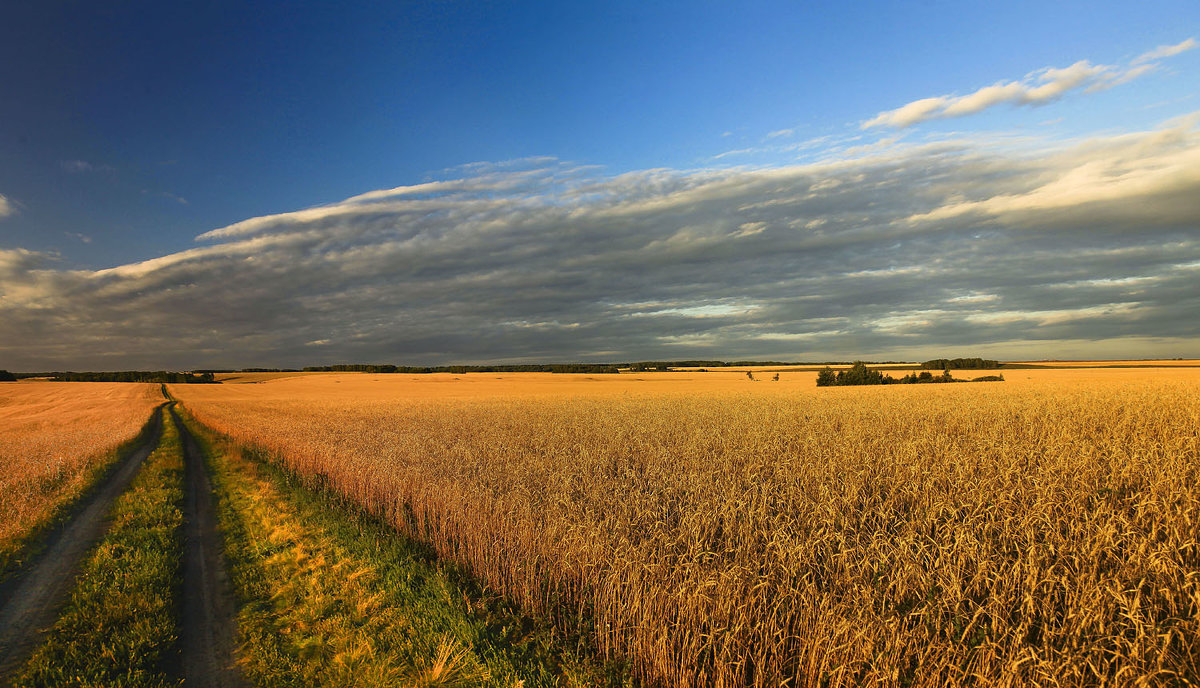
[1,117,1198,369]
[1132,38,1197,65]
[61,159,115,174]
[0,193,13,218]
[864,39,1195,129]
[61,160,94,173]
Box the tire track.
[172,407,242,688]
[0,406,165,680]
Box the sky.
[1,1,1198,369]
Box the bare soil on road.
[173,407,242,688]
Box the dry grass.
[172,370,1200,687]
[0,382,162,558]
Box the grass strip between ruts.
[179,406,633,688]
[13,406,183,688]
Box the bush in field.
[817,361,899,386]
[897,369,958,384]
[818,364,1004,387]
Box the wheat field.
[172,370,1200,687]
[0,382,163,555]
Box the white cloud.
[0,194,12,218]
[0,248,45,274]
[864,61,1122,128]
[2,119,1199,369]
[865,38,1196,129]
[61,160,115,174]
[908,117,1200,223]
[1133,38,1197,65]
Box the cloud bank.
[865,39,1196,129]
[1,119,1199,369]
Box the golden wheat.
[173,370,1200,687]
[0,382,162,554]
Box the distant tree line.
[0,370,16,382]
[817,362,1004,386]
[627,360,802,371]
[300,360,923,374]
[191,368,303,374]
[921,358,1000,370]
[301,363,623,374]
[48,371,218,384]
[300,360,922,375]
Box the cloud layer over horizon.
[1,117,1199,370]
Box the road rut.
[173,407,242,688]
[0,407,165,680]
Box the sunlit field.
[210,365,1200,398]
[1013,359,1200,367]
[172,368,1200,687]
[0,382,162,557]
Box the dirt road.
[173,407,243,688]
[0,407,164,679]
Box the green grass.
[13,407,183,688]
[179,406,634,688]
[0,404,164,581]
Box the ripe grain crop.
[181,408,627,686]
[173,371,1200,687]
[0,382,163,565]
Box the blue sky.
[1,1,1198,368]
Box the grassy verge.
[13,406,183,688]
[0,404,165,581]
[178,406,633,688]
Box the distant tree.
[0,369,16,382]
[817,362,907,386]
[816,367,837,387]
[835,361,892,386]
[47,370,217,384]
[820,361,1003,387]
